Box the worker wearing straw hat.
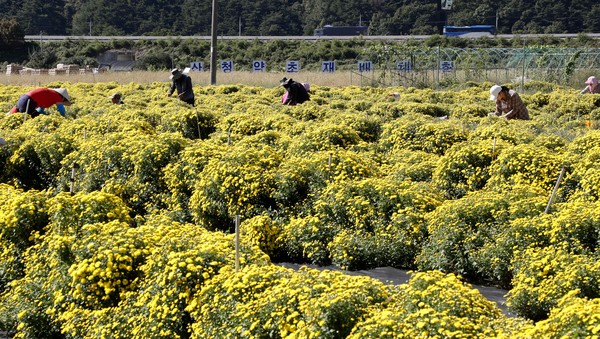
[9,88,72,117]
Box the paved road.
[278,263,512,316]
[25,34,600,42]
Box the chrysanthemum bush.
[327,112,383,142]
[99,220,269,339]
[72,132,187,215]
[348,270,517,338]
[0,232,74,338]
[189,144,283,231]
[0,193,270,338]
[284,178,441,268]
[507,245,600,321]
[240,214,284,260]
[0,190,136,338]
[567,146,600,201]
[516,290,600,338]
[158,104,218,140]
[381,149,439,182]
[47,191,132,234]
[7,120,75,190]
[417,190,512,282]
[468,117,537,145]
[2,82,600,336]
[379,113,467,155]
[162,140,228,222]
[417,184,553,287]
[432,140,509,199]
[287,123,363,154]
[0,185,49,289]
[215,109,299,141]
[485,143,567,193]
[187,264,390,339]
[450,103,489,119]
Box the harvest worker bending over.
[580,76,600,94]
[168,68,195,106]
[489,85,530,120]
[9,88,72,117]
[109,92,124,104]
[280,77,310,105]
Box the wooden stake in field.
[545,166,566,213]
[328,152,332,182]
[195,109,202,139]
[24,99,30,123]
[227,124,233,145]
[70,163,79,196]
[234,215,240,272]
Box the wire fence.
[361,47,600,90]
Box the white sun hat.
[489,85,502,101]
[53,88,71,102]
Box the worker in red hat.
[9,88,72,117]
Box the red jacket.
[26,88,64,108]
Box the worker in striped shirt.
[489,85,530,120]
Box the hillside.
[1,0,599,37]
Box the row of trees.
[6,33,600,72]
[1,0,599,36]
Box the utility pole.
[437,0,445,35]
[210,0,218,85]
[89,18,92,36]
[496,9,499,31]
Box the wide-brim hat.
[170,68,182,80]
[53,88,71,102]
[585,76,598,85]
[489,85,502,101]
[279,77,291,86]
[108,92,122,99]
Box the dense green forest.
[0,0,599,36]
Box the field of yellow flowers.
[0,80,599,338]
